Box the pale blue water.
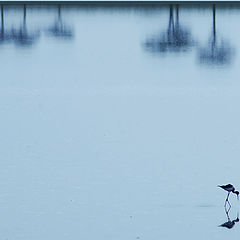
[0,3,240,239]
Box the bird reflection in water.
[144,5,194,54]
[198,4,233,66]
[219,208,239,229]
[0,5,40,47]
[46,5,73,39]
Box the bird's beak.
[237,195,239,201]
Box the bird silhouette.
[218,184,239,208]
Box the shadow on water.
[0,4,74,48]
[198,4,233,66]
[219,207,239,229]
[144,5,194,54]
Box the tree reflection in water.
[46,5,73,39]
[10,5,40,47]
[144,5,194,54]
[0,4,73,48]
[198,4,233,66]
[0,5,15,44]
[0,5,39,47]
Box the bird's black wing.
[219,184,233,188]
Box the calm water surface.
[0,3,240,239]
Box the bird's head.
[234,191,239,200]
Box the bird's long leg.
[225,207,231,221]
[227,193,232,208]
[225,201,231,212]
[225,192,230,208]
[227,193,231,211]
[227,192,230,201]
[227,200,232,208]
[225,202,231,212]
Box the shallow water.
[0,2,240,239]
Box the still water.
[0,2,240,239]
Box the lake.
[0,2,240,239]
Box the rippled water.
[0,2,240,239]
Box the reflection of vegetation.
[143,4,233,67]
[0,6,12,43]
[0,4,74,48]
[198,5,232,66]
[46,5,73,39]
[219,208,239,229]
[0,5,40,47]
[144,5,194,53]
[11,5,40,47]
[0,6,5,43]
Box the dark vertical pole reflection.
[58,4,61,21]
[176,4,179,26]
[23,4,26,26]
[23,4,26,36]
[1,5,4,34]
[58,4,62,26]
[0,5,4,43]
[168,5,173,41]
[211,4,216,53]
[213,4,216,44]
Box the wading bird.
[218,184,239,207]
